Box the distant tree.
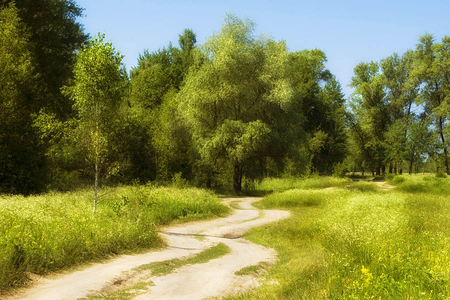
[290,50,346,174]
[412,34,450,174]
[178,28,197,76]
[0,3,47,194]
[348,61,388,175]
[129,29,198,181]
[64,34,127,213]
[178,14,293,191]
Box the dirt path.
[7,197,290,300]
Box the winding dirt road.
[7,197,290,300]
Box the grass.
[235,262,270,276]
[255,176,351,193]
[225,175,450,299]
[136,242,230,276]
[0,184,229,293]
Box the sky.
[76,0,450,98]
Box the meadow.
[0,184,228,292]
[228,175,450,299]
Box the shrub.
[436,171,448,178]
[332,162,347,178]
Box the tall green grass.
[0,185,228,292]
[255,176,351,193]
[388,174,450,195]
[228,176,450,299]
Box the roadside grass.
[226,176,450,299]
[255,176,351,193]
[136,242,230,276]
[83,242,231,300]
[388,174,450,195]
[0,185,229,293]
[235,262,270,276]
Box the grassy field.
[227,175,450,299]
[0,184,228,292]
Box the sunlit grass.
[136,242,230,276]
[255,176,351,193]
[226,176,450,299]
[0,185,228,292]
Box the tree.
[381,51,419,173]
[1,0,88,119]
[348,62,388,175]
[178,14,293,191]
[64,34,127,213]
[129,29,198,181]
[289,50,346,174]
[412,34,450,174]
[0,3,47,194]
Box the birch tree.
[65,34,126,213]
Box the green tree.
[0,3,47,194]
[290,50,346,174]
[178,14,293,191]
[412,34,450,174]
[1,0,88,119]
[64,34,127,213]
[380,52,416,173]
[129,29,198,181]
[348,62,388,175]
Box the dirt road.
[8,197,290,300]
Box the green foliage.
[1,0,88,119]
[61,34,128,212]
[332,162,347,178]
[436,170,448,178]
[0,3,47,194]
[128,29,197,182]
[290,49,347,174]
[348,61,388,176]
[0,185,228,292]
[178,13,295,191]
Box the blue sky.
[76,0,450,98]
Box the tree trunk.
[438,116,450,174]
[408,154,414,175]
[93,161,98,215]
[233,162,242,192]
[206,175,212,189]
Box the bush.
[391,175,406,184]
[385,173,395,181]
[436,171,448,178]
[332,162,347,178]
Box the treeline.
[0,2,347,194]
[346,34,450,176]
[0,1,448,195]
